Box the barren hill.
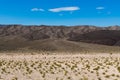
[0,25,120,52]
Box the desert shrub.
[117,67,120,73]
[105,75,110,78]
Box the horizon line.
[0,24,120,27]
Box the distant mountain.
[0,25,120,44]
[0,25,120,52]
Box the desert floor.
[0,53,120,80]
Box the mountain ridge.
[0,24,120,40]
[0,24,120,52]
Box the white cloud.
[49,6,80,12]
[31,8,45,12]
[96,7,105,10]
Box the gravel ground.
[0,53,120,80]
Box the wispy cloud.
[49,6,80,12]
[96,7,105,10]
[31,8,45,12]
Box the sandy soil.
[0,53,120,80]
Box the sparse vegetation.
[0,53,120,80]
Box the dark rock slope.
[0,25,120,46]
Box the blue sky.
[0,0,120,26]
